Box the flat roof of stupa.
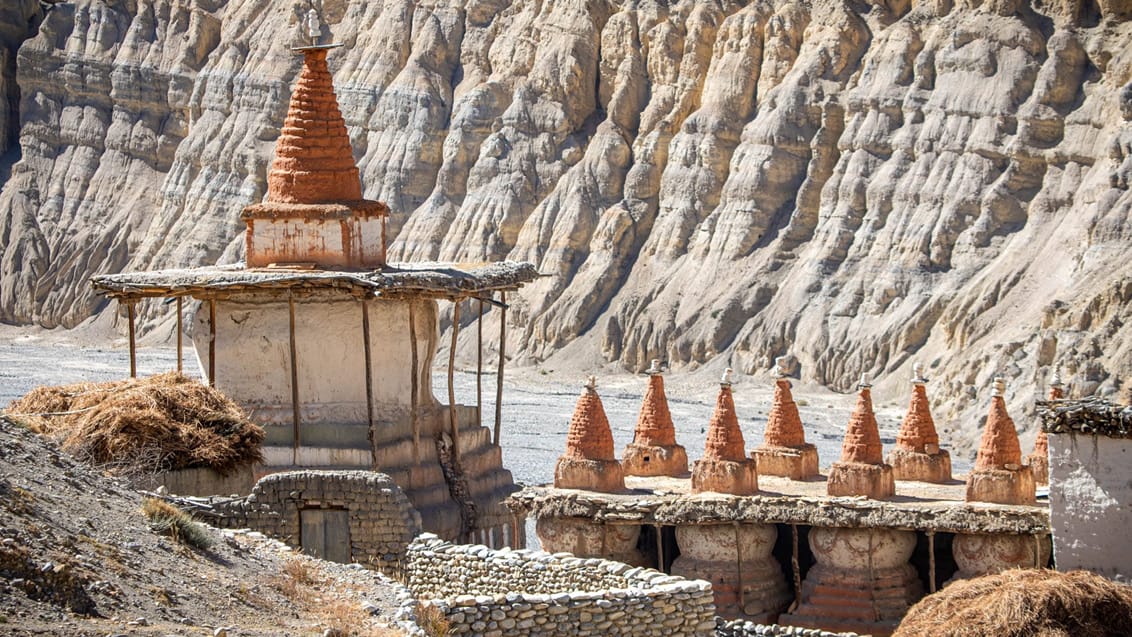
[507,474,1049,536]
[91,261,539,300]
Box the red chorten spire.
[894,363,940,453]
[840,375,884,464]
[704,370,747,462]
[266,47,362,204]
[974,377,1023,471]
[562,376,616,461]
[633,364,678,447]
[1032,369,1064,459]
[764,377,807,448]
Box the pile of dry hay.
[894,568,1132,637]
[5,372,263,475]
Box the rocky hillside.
[0,0,1130,439]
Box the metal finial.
[992,376,1006,397]
[646,359,662,375]
[585,375,597,391]
[774,356,788,378]
[721,368,734,386]
[858,373,872,389]
[306,8,321,44]
[1050,363,1063,388]
[912,362,927,384]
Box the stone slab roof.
[1038,398,1132,439]
[91,261,540,300]
[507,475,1050,535]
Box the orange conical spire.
[562,376,616,461]
[266,47,362,204]
[633,361,678,447]
[764,375,807,448]
[840,375,884,464]
[1032,368,1064,458]
[895,363,940,453]
[974,377,1023,471]
[704,370,747,462]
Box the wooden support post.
[409,301,420,465]
[734,522,745,613]
[928,531,937,593]
[126,299,137,379]
[175,297,183,373]
[208,298,217,387]
[656,524,665,573]
[494,291,506,446]
[1033,533,1042,568]
[477,299,484,429]
[362,299,377,468]
[789,524,802,613]
[288,294,301,463]
[448,299,462,464]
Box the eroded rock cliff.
[1,0,1130,444]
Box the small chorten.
[827,374,895,499]
[751,356,819,480]
[691,369,759,495]
[622,360,689,477]
[887,362,952,483]
[554,376,625,492]
[1028,366,1064,486]
[965,377,1036,505]
[241,20,388,270]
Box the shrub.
[141,497,213,550]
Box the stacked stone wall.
[211,470,421,570]
[399,534,716,636]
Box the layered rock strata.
[1,1,1131,447]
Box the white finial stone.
[774,356,788,378]
[992,376,1006,397]
[585,375,597,391]
[858,373,871,389]
[912,362,926,384]
[647,359,661,375]
[721,368,733,386]
[1050,363,1063,388]
[306,8,321,41]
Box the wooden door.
[300,508,351,563]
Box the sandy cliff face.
[0,0,1130,444]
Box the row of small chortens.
[554,357,1066,506]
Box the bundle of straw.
[6,372,263,475]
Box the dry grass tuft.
[142,497,213,550]
[6,372,263,475]
[416,602,450,637]
[271,556,405,636]
[894,568,1132,637]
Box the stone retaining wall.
[401,534,716,636]
[209,470,421,570]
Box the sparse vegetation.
[416,602,450,637]
[141,497,213,550]
[271,557,405,636]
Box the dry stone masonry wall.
[207,470,421,570]
[403,533,717,636]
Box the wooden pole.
[126,300,137,379]
[734,522,745,612]
[928,531,937,593]
[477,299,484,429]
[790,524,802,613]
[362,299,377,467]
[288,293,301,462]
[494,291,506,446]
[409,301,420,465]
[175,296,183,373]
[448,299,461,464]
[656,524,665,572]
[208,298,217,387]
